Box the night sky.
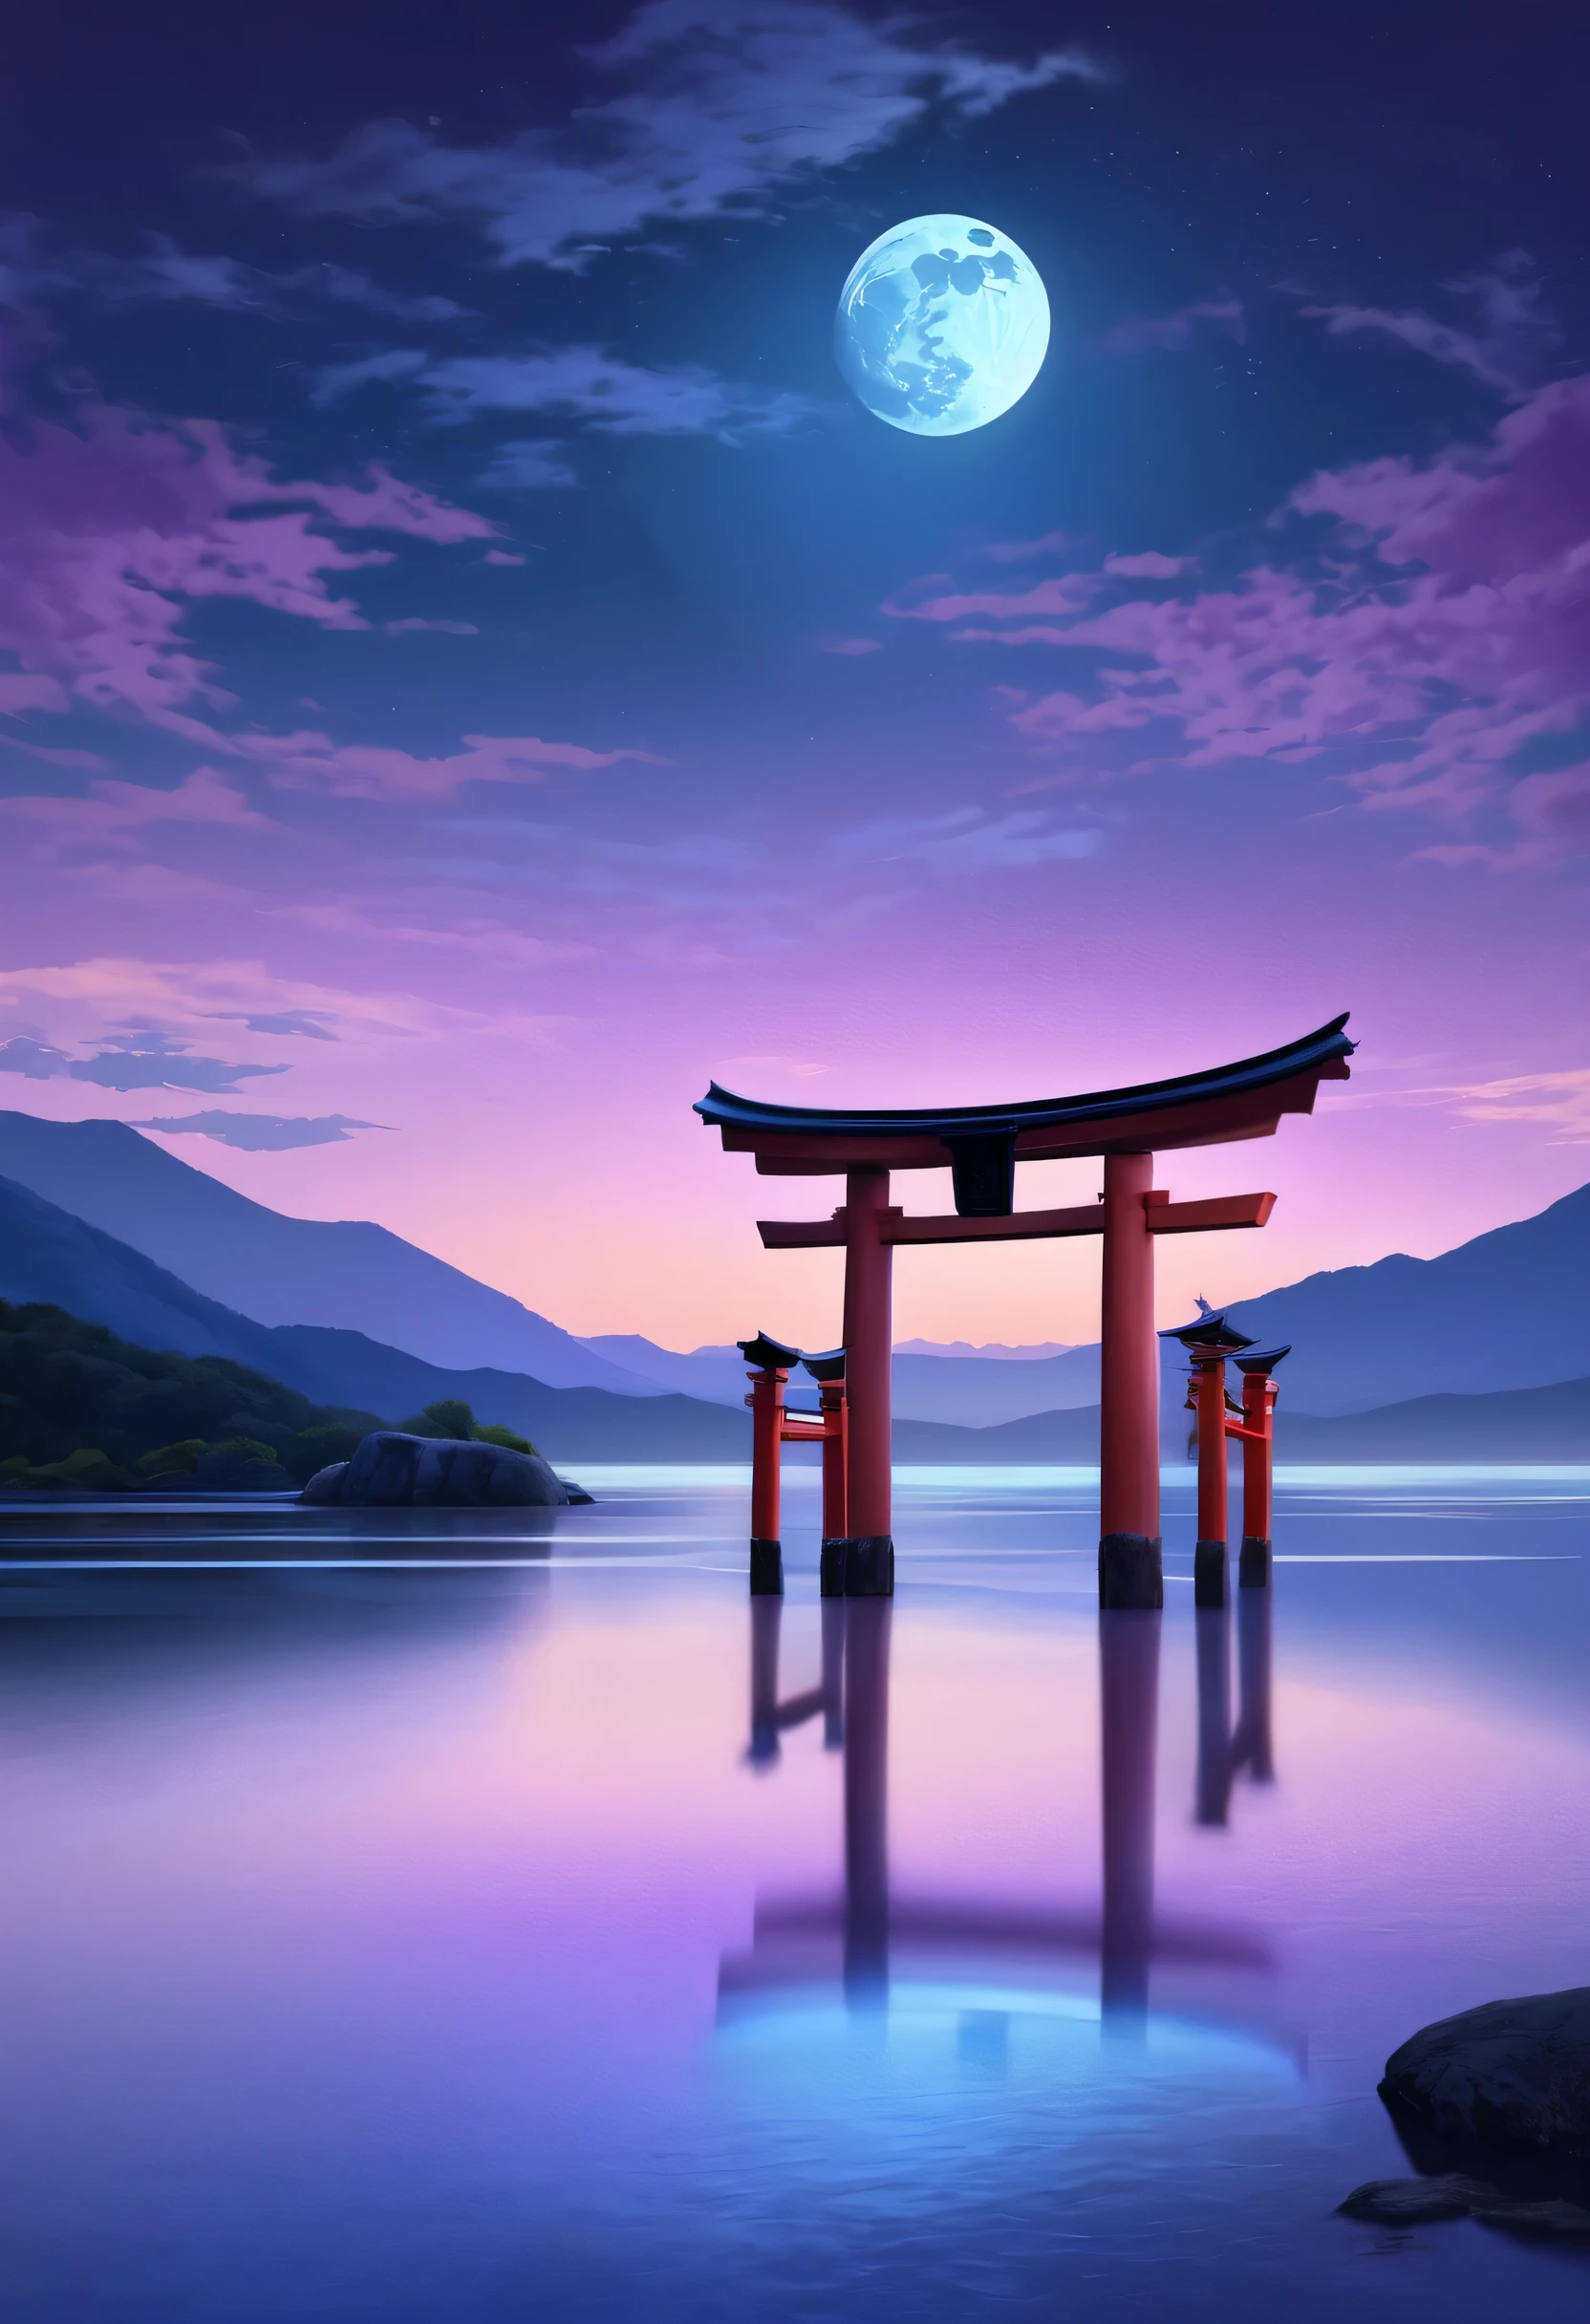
[2,0,1586,1350]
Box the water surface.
[4,1465,1587,2320]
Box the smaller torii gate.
[1160,1314,1291,1603]
[697,1015,1352,1605]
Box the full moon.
[833,213,1050,437]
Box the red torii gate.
[695,1014,1353,1606]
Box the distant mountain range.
[583,1186,1590,1424]
[891,1379,1590,1465]
[579,1331,1105,1421]
[0,1111,663,1396]
[0,1107,1585,1461]
[1220,1182,1590,1412]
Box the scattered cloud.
[204,1009,339,1040]
[323,342,823,442]
[268,900,592,965]
[882,372,1590,859]
[1103,551,1198,579]
[1440,1068,1590,1141]
[1103,298,1245,354]
[483,548,528,566]
[229,3,1106,270]
[884,570,1103,624]
[983,530,1084,564]
[816,634,881,656]
[383,615,480,634]
[0,1034,71,1078]
[226,726,660,803]
[0,769,267,857]
[0,673,71,714]
[274,262,469,320]
[0,961,476,1070]
[835,807,1100,873]
[70,1049,292,1093]
[0,371,496,746]
[482,439,581,491]
[311,348,430,402]
[0,214,470,322]
[131,1110,393,1150]
[1297,252,1560,400]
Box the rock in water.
[1380,1988,1590,2154]
[300,1462,350,1505]
[1469,2197,1590,2238]
[1337,2176,1499,2224]
[302,1432,569,1508]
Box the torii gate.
[695,1014,1353,1606]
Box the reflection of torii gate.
[697,1016,1353,1603]
[725,1594,1278,2031]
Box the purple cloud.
[204,1010,339,1040]
[224,726,661,804]
[874,373,1590,858]
[0,1035,71,1078]
[0,361,497,745]
[835,807,1100,873]
[69,1052,291,1092]
[229,3,1106,271]
[131,1111,392,1150]
[0,769,267,857]
[1102,551,1198,579]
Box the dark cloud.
[317,343,826,442]
[69,1055,291,1092]
[131,1112,395,1151]
[0,1035,72,1079]
[204,1010,340,1040]
[93,1023,193,1055]
[227,4,1105,271]
[1297,252,1560,400]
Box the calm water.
[3,1465,1588,2321]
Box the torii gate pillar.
[842,1169,894,1595]
[1099,1151,1163,1609]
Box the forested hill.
[0,1300,382,1492]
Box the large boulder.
[1380,1989,1590,2155]
[300,1431,569,1509]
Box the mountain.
[893,1381,1589,1464]
[2,1171,1580,1467]
[577,1330,1105,1421]
[1222,1181,1590,1413]
[578,1334,749,1403]
[0,1172,741,1457]
[272,1339,751,1462]
[894,1339,1074,1360]
[0,1171,304,1375]
[888,1181,1590,1428]
[0,1111,662,1394]
[1273,1376,1590,1462]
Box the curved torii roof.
[697,1014,1354,1181]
